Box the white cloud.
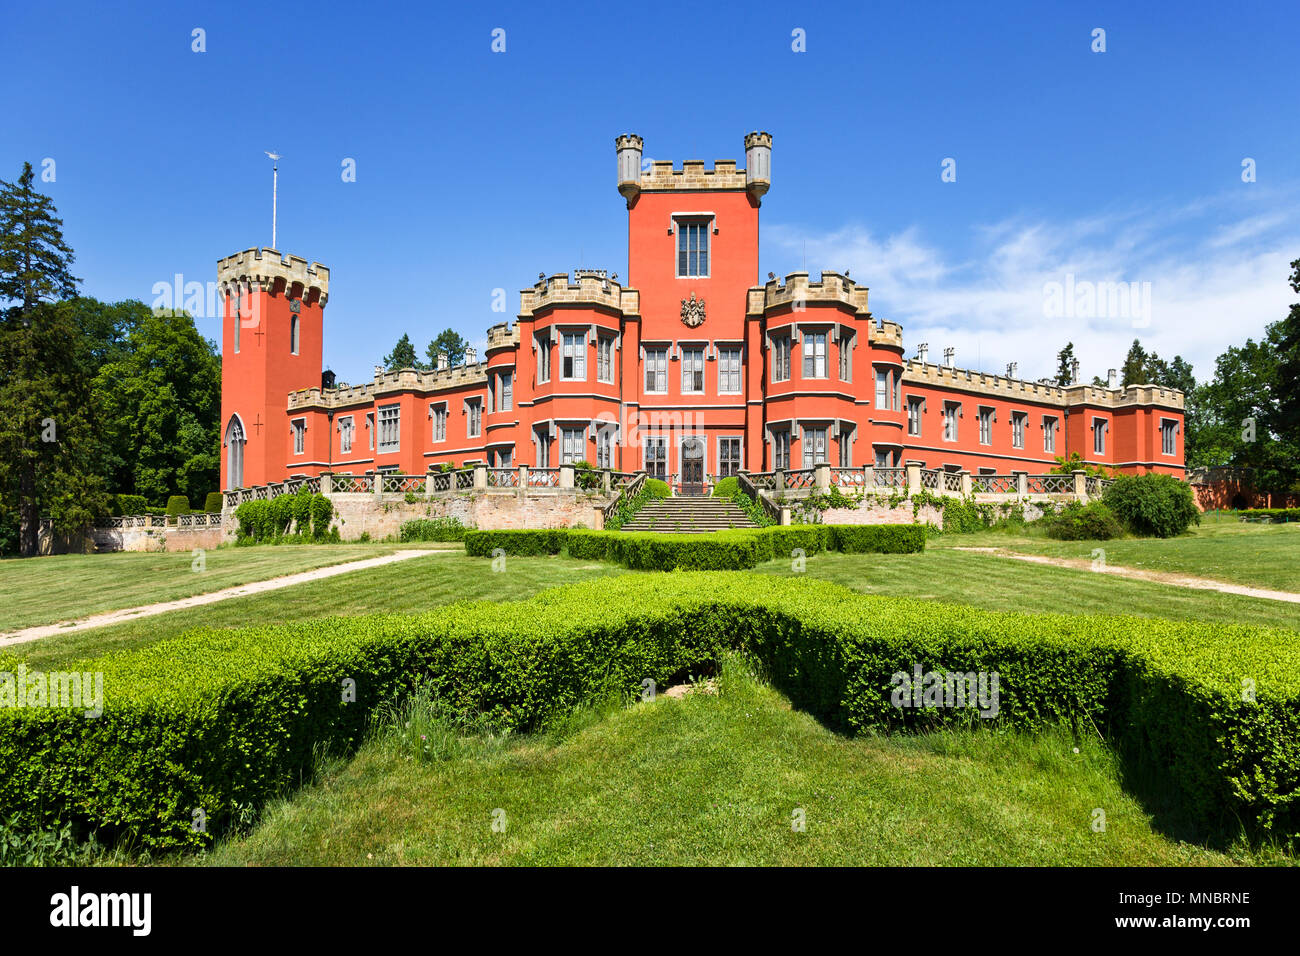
[767,193,1299,384]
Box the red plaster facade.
[219,133,1186,493]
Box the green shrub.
[614,531,765,570]
[646,478,671,499]
[756,525,832,560]
[831,524,926,553]
[4,575,1297,852]
[203,492,223,514]
[165,495,190,518]
[1103,474,1200,538]
[463,529,567,556]
[112,494,148,517]
[234,488,336,544]
[1239,508,1300,522]
[399,517,469,542]
[712,476,739,498]
[1044,501,1124,541]
[731,491,775,527]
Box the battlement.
[217,247,331,302]
[519,271,640,317]
[750,270,871,314]
[486,323,520,351]
[640,158,750,192]
[286,361,488,411]
[901,361,1186,410]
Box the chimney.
[436,351,449,371]
[1107,368,1118,389]
[1005,362,1017,379]
[464,347,477,366]
[373,365,384,378]
[916,342,929,363]
[1070,358,1080,384]
[943,347,955,368]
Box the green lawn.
[929,512,1300,592]
[205,656,1281,867]
[0,544,414,633]
[17,542,1300,670]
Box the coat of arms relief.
[680,292,706,328]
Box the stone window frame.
[338,414,354,455]
[291,417,306,456]
[377,403,401,454]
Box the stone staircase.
[619,496,758,533]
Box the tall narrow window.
[499,372,512,412]
[467,400,482,439]
[907,397,923,436]
[802,332,827,378]
[681,347,705,393]
[536,333,551,382]
[1043,416,1057,454]
[773,430,791,470]
[1161,419,1177,456]
[290,315,300,355]
[644,348,668,393]
[772,335,791,382]
[596,428,613,468]
[366,412,375,450]
[562,333,586,380]
[560,427,584,464]
[224,416,245,489]
[943,402,960,442]
[339,416,354,454]
[875,369,889,409]
[1093,418,1108,455]
[676,219,710,277]
[838,426,853,467]
[291,419,306,455]
[378,404,400,452]
[839,332,853,381]
[597,336,614,383]
[644,437,667,478]
[978,408,993,445]
[718,347,742,393]
[1011,411,1026,449]
[801,427,827,468]
[431,406,447,443]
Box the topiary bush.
[1103,473,1201,538]
[112,494,148,517]
[234,488,337,544]
[646,478,671,499]
[830,524,927,553]
[712,476,739,498]
[203,492,223,514]
[165,495,190,519]
[1044,501,1123,540]
[5,574,1297,852]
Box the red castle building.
[219,133,1186,494]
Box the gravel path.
[0,549,455,648]
[950,547,1300,604]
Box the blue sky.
[4,0,1297,385]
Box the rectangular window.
[644,348,668,393]
[773,430,791,470]
[1011,411,1026,449]
[1161,419,1177,456]
[499,372,512,412]
[467,400,481,439]
[907,397,923,436]
[1043,416,1057,454]
[562,332,586,380]
[644,437,667,478]
[875,369,889,409]
[838,427,853,467]
[681,347,705,393]
[290,316,300,355]
[366,412,375,450]
[875,449,890,469]
[802,332,827,378]
[1093,418,1107,455]
[839,332,852,381]
[536,431,551,468]
[801,427,827,469]
[596,428,613,468]
[431,406,447,443]
[676,219,710,277]
[943,402,960,442]
[597,336,614,383]
[978,408,993,446]
[559,426,585,464]
[718,347,742,393]
[339,416,353,454]
[378,404,400,452]
[718,437,742,477]
[536,334,551,382]
[291,419,305,455]
[772,335,791,382]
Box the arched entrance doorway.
[681,437,705,496]
[224,416,246,490]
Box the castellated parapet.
[901,361,1186,410]
[518,271,640,317]
[218,247,331,303]
[287,361,488,411]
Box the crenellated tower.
[217,247,330,489]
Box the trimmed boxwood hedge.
[1240,508,1300,522]
[466,524,921,569]
[2,574,1297,852]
